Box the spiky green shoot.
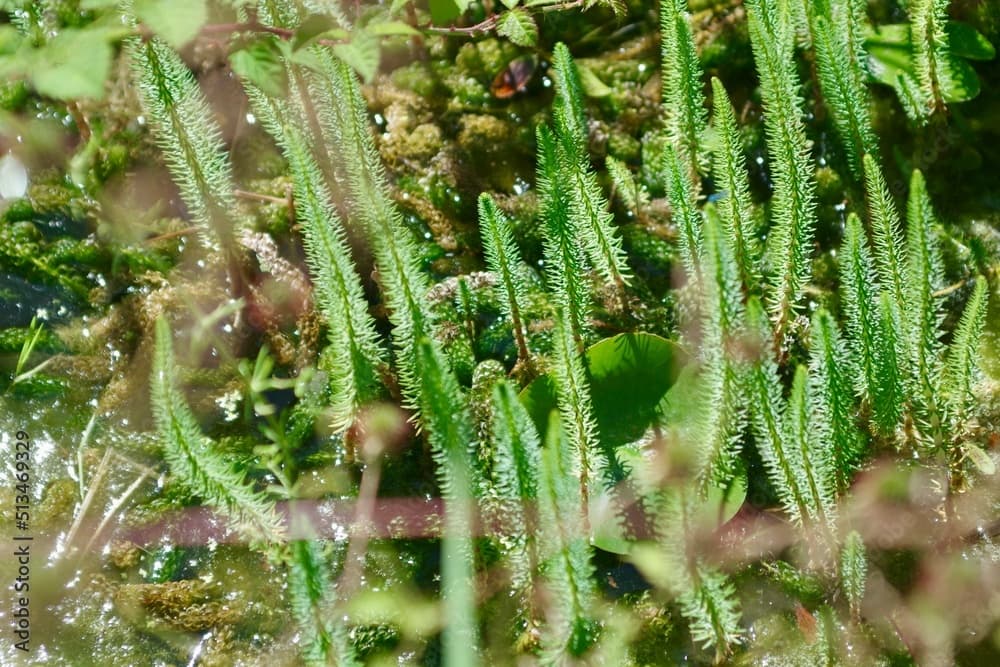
[479,193,531,366]
[151,318,284,543]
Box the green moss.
[0,79,30,111]
[36,478,77,529]
[391,61,441,98]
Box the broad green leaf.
[429,0,462,24]
[333,28,380,83]
[369,21,421,37]
[520,333,683,449]
[865,24,912,88]
[497,9,537,48]
[946,21,996,61]
[135,0,207,49]
[230,39,286,97]
[292,14,337,51]
[576,62,612,98]
[938,52,981,102]
[31,29,112,100]
[695,470,747,528]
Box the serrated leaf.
[575,62,612,97]
[497,9,537,48]
[292,14,337,51]
[230,39,286,97]
[31,28,112,100]
[135,0,207,49]
[333,29,380,83]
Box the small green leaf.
[389,0,411,15]
[497,9,537,47]
[947,21,996,61]
[135,0,207,49]
[963,442,996,476]
[333,28,380,83]
[230,39,286,97]
[575,62,612,98]
[500,0,520,8]
[938,52,981,102]
[31,28,112,100]
[292,14,337,51]
[368,20,421,37]
[80,0,121,8]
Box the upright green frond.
[697,208,747,483]
[745,298,813,526]
[660,0,709,174]
[151,318,284,542]
[747,0,818,342]
[128,36,241,251]
[287,540,359,667]
[785,365,837,528]
[663,145,703,286]
[490,380,542,590]
[809,309,863,492]
[840,214,903,435]
[910,0,951,119]
[479,193,531,364]
[840,530,867,620]
[681,564,744,655]
[309,53,434,407]
[813,14,877,176]
[245,86,385,431]
[905,170,946,447]
[943,276,988,421]
[537,413,599,661]
[550,43,630,288]
[863,154,906,312]
[413,338,479,665]
[905,170,945,360]
[550,42,589,159]
[552,309,602,507]
[537,124,592,342]
[710,77,761,296]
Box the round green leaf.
[31,28,112,100]
[135,0,207,49]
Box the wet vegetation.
[1,0,1000,664]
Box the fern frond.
[128,36,241,251]
[840,213,903,435]
[660,0,709,175]
[479,193,531,364]
[537,123,592,342]
[245,85,385,431]
[747,0,818,343]
[904,169,946,447]
[943,275,988,421]
[550,43,630,288]
[309,53,433,408]
[537,412,599,661]
[663,145,703,286]
[151,318,284,542]
[863,153,906,312]
[710,77,761,296]
[287,539,359,667]
[809,308,863,493]
[746,298,813,527]
[413,338,479,665]
[910,0,951,119]
[490,380,542,591]
[839,530,867,620]
[551,309,602,506]
[813,14,877,177]
[785,365,837,528]
[682,564,744,655]
[697,207,747,483]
